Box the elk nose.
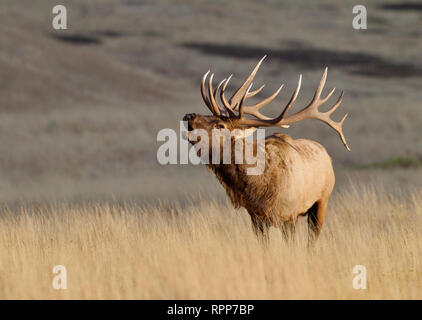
[183,113,196,121]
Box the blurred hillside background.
[0,0,421,205]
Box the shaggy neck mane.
[206,139,276,216]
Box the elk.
[183,56,349,244]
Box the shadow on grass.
[181,42,422,78]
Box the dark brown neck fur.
[206,139,278,216]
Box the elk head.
[183,56,350,153]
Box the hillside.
[0,0,421,204]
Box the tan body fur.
[206,132,334,243]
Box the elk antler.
[236,68,349,150]
[199,57,350,150]
[210,57,291,127]
[229,55,267,108]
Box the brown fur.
[184,114,335,244]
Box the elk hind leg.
[307,199,328,245]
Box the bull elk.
[183,56,349,244]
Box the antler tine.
[309,67,337,107]
[246,84,265,99]
[326,90,343,116]
[232,84,265,111]
[220,76,237,117]
[229,55,266,108]
[214,78,229,116]
[238,83,253,119]
[208,73,222,116]
[214,78,226,103]
[240,84,284,119]
[201,70,216,114]
[320,91,350,150]
[310,67,328,105]
[278,74,302,120]
[320,87,336,104]
[337,113,350,150]
[214,78,226,96]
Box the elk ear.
[232,127,257,140]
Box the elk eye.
[215,124,226,129]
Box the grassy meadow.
[1,183,421,299]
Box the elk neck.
[206,138,260,209]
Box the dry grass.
[1,183,421,299]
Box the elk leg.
[307,199,328,245]
[251,215,270,245]
[281,221,296,243]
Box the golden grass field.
[1,182,421,299]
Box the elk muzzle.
[182,113,197,141]
[183,113,196,122]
